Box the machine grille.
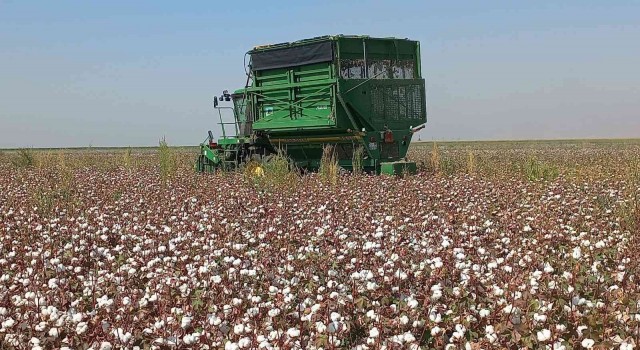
[380,142,399,159]
[370,83,424,122]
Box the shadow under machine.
[196,34,427,175]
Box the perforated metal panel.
[380,142,399,159]
[370,83,424,122]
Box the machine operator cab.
[212,89,252,139]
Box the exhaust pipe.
[411,124,426,133]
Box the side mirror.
[213,96,218,108]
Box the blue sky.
[1,1,639,147]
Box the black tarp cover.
[251,41,333,71]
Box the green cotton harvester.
[196,35,427,175]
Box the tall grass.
[619,158,640,232]
[522,155,559,181]
[246,151,300,192]
[352,145,364,176]
[430,142,440,174]
[123,147,134,171]
[11,148,36,168]
[30,152,78,217]
[159,137,176,183]
[319,145,339,186]
[466,150,476,174]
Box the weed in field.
[319,144,339,185]
[430,141,440,174]
[247,151,299,192]
[352,144,364,176]
[122,147,134,171]
[523,155,559,181]
[159,137,176,183]
[10,148,36,168]
[619,157,640,232]
[466,150,476,174]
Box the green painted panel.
[252,61,336,131]
[380,161,417,175]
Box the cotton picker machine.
[196,35,427,175]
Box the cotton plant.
[1,150,639,348]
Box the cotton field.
[1,142,639,349]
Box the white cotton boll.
[76,322,88,334]
[537,329,551,342]
[433,259,443,268]
[544,263,554,273]
[407,298,419,309]
[431,289,442,300]
[572,247,582,259]
[316,321,326,333]
[233,324,245,335]
[287,328,300,338]
[431,326,441,336]
[486,332,498,343]
[448,324,467,341]
[400,315,409,325]
[554,342,567,350]
[429,310,442,323]
[113,328,132,343]
[183,334,196,345]
[48,327,59,337]
[268,308,280,317]
[181,316,192,329]
[576,325,588,336]
[534,313,547,322]
[479,309,490,318]
[330,312,341,322]
[581,338,595,349]
[225,341,240,350]
[485,325,495,335]
[403,332,416,343]
[369,327,379,338]
[503,304,515,314]
[139,298,149,308]
[366,281,378,290]
[237,337,251,348]
[366,309,377,320]
[99,342,112,350]
[328,321,340,333]
[307,303,320,314]
[620,342,635,350]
